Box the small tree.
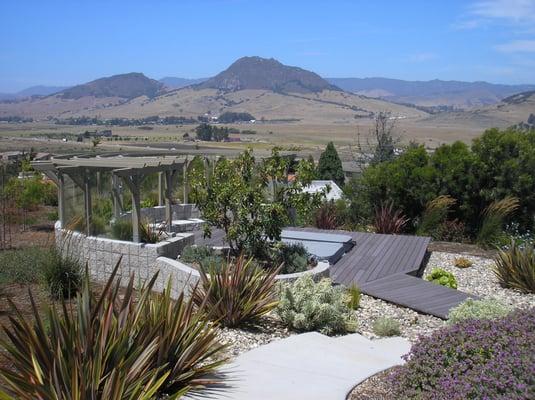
[353,111,401,169]
[189,148,324,257]
[317,142,344,186]
[195,123,212,141]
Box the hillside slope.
[328,77,535,108]
[58,72,164,100]
[423,90,535,129]
[0,58,425,122]
[197,56,339,93]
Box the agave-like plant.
[0,261,227,399]
[192,255,280,328]
[373,201,409,234]
[493,240,535,294]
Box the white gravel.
[356,251,535,343]
[216,314,293,358]
[424,252,535,310]
[212,251,535,353]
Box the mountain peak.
[196,56,339,94]
[58,72,164,100]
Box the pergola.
[32,154,188,242]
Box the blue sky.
[1,0,535,92]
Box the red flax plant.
[0,261,227,400]
[373,201,409,234]
[193,255,281,328]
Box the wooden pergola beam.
[32,155,188,240]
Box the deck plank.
[195,226,468,319]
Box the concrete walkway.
[187,332,411,400]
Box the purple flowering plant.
[392,308,535,399]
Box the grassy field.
[0,118,490,160]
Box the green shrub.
[93,197,113,221]
[110,219,165,243]
[270,242,309,274]
[372,317,401,337]
[426,268,457,289]
[111,218,133,241]
[277,275,357,335]
[41,249,82,299]
[181,245,223,270]
[493,240,535,293]
[0,262,226,399]
[192,256,280,327]
[68,215,107,236]
[46,210,58,221]
[346,284,361,310]
[434,219,467,242]
[454,257,473,269]
[0,247,48,285]
[447,298,511,324]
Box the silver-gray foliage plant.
[447,298,511,324]
[276,275,357,335]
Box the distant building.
[33,152,51,161]
[0,151,24,162]
[341,161,362,182]
[302,180,343,202]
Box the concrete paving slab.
[186,332,410,400]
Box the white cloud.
[469,0,535,22]
[495,39,535,52]
[455,0,535,30]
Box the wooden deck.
[194,227,476,319]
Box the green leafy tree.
[195,123,212,141]
[359,145,436,222]
[189,148,324,256]
[471,128,535,231]
[317,142,344,186]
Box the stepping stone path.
[187,332,411,400]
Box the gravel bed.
[212,251,535,358]
[424,251,535,310]
[355,294,445,343]
[355,251,535,343]
[216,314,293,358]
[347,368,398,400]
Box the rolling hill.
[422,90,535,130]
[58,72,164,100]
[328,77,535,108]
[0,57,425,122]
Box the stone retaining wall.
[55,221,194,293]
[155,256,331,297]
